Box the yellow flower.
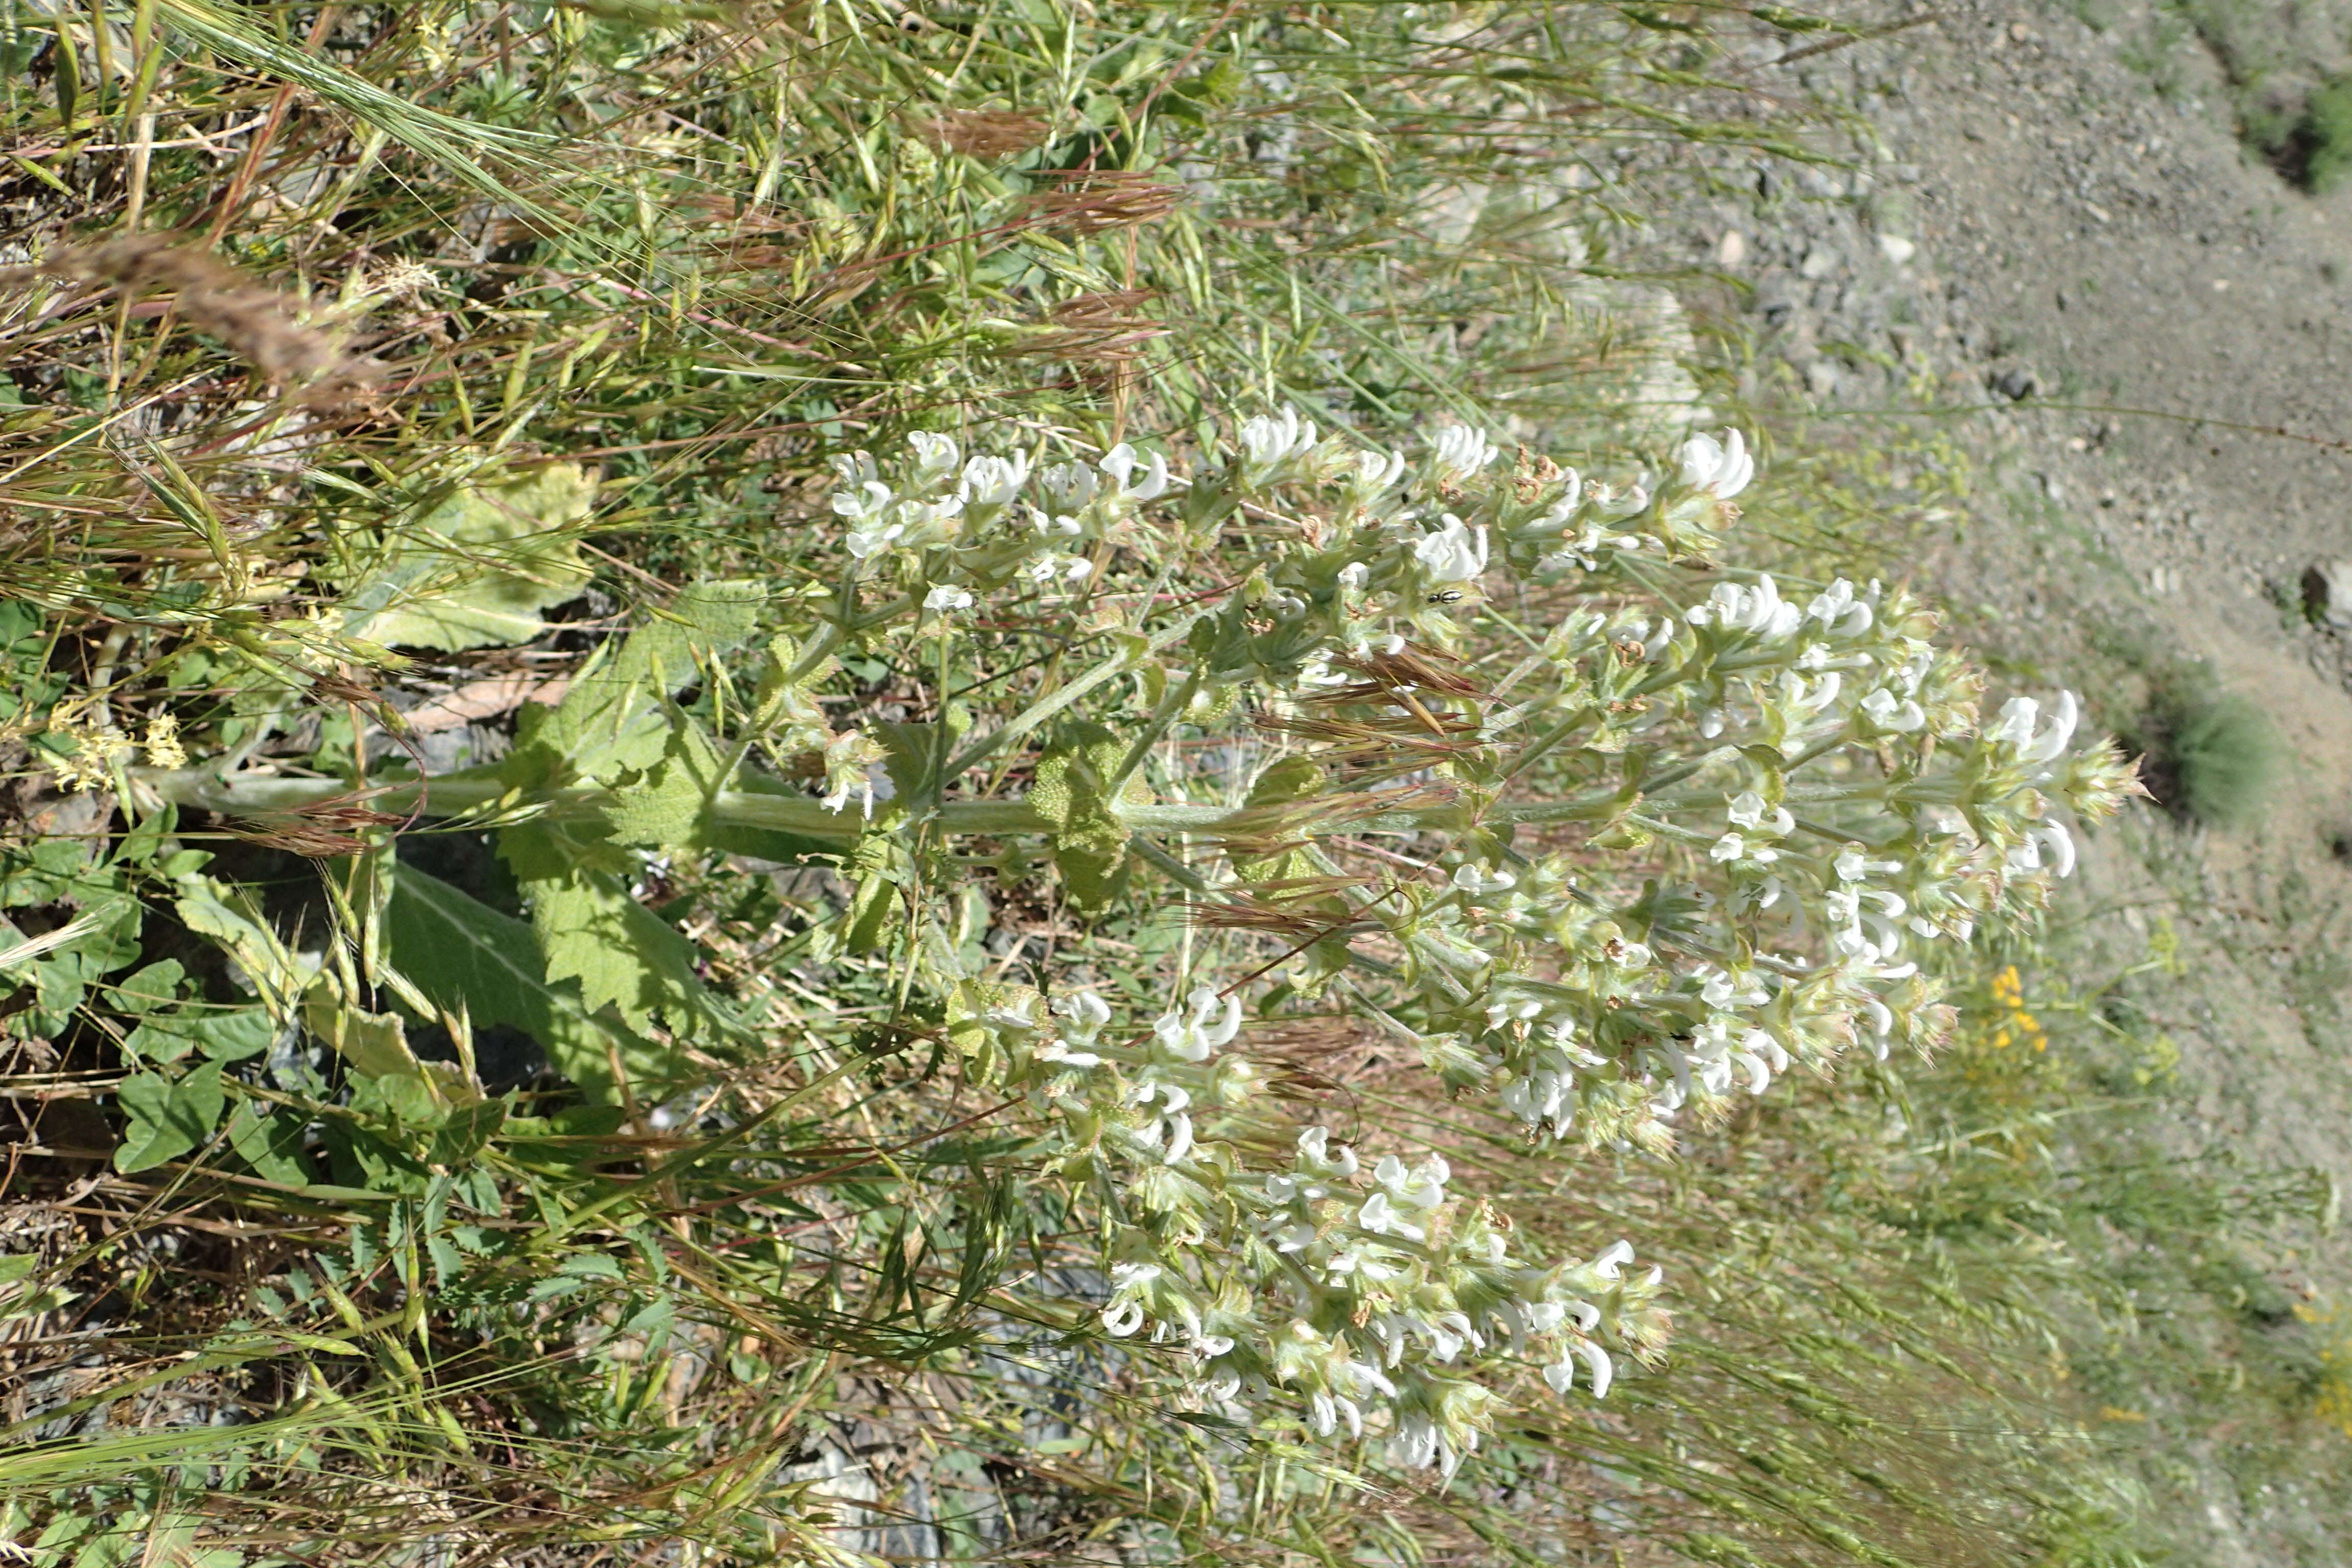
[143,712,186,771]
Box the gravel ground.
[1642,3,2352,1561]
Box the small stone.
[1799,247,1839,279]
[1804,359,1842,397]
[1717,230,1747,267]
[1994,368,2040,401]
[2303,560,2352,626]
[1877,234,1916,265]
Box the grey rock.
[1994,367,2041,400]
[2302,560,2352,626]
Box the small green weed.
[2287,77,2352,191]
[2132,674,2284,828]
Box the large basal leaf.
[500,829,734,1044]
[384,863,677,1104]
[334,462,595,652]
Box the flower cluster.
[809,411,2139,1476]
[827,430,1177,609]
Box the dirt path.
[1672,0,2352,1186]
[1651,4,2352,1559]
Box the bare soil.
[1657,2,2352,1559]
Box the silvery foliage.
[814,413,2139,1479]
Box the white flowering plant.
[144,409,2138,1480]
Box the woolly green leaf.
[525,865,722,1045]
[1032,722,1141,912]
[508,580,767,785]
[335,463,595,651]
[174,877,318,1017]
[605,721,736,849]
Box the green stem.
[135,770,1629,841]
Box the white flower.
[828,450,880,489]
[1599,478,1652,518]
[1576,1339,1615,1399]
[819,733,893,817]
[1710,832,1745,862]
[1414,514,1489,584]
[1859,688,1926,732]
[1155,986,1242,1061]
[1035,1038,1102,1069]
[1805,578,1875,636]
[1688,575,1798,638]
[1591,1239,1635,1280]
[1240,406,1317,480]
[2037,821,2077,877]
[844,518,908,559]
[1101,1301,1144,1336]
[1357,1190,1425,1242]
[1041,460,1098,514]
[924,584,975,612]
[960,451,1030,508]
[985,996,1040,1031]
[2007,820,2078,878]
[1677,428,1754,500]
[1429,425,1498,479]
[1024,553,1096,587]
[1450,863,1516,895]
[1336,561,1370,592]
[1348,448,1407,498]
[1054,991,1112,1032]
[906,430,961,489]
[1991,691,2080,767]
[831,478,894,525]
[1389,1414,1442,1471]
[1726,792,1794,837]
[1100,443,1173,501]
[1296,1125,1359,1177]
[898,495,965,537]
[1535,470,1586,530]
[1375,1153,1448,1208]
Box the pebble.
[1718,230,1747,267]
[2304,560,2352,627]
[1878,234,1917,264]
[1799,248,1839,279]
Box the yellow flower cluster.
[2298,1303,2352,1438]
[1986,965,2048,1052]
[40,703,132,793]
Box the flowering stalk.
[132,412,2140,1476]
